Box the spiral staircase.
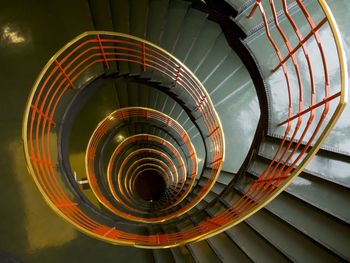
[1,0,350,262]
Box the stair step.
[246,208,341,262]
[202,51,242,93]
[153,248,176,263]
[264,192,350,260]
[234,0,305,37]
[256,139,350,223]
[171,246,196,263]
[187,240,221,263]
[259,138,350,187]
[88,0,114,30]
[205,201,226,216]
[110,0,130,34]
[130,0,149,39]
[160,0,191,52]
[224,0,254,13]
[194,33,231,82]
[173,8,208,62]
[184,20,222,72]
[146,0,170,45]
[217,170,236,185]
[225,222,290,263]
[207,233,252,263]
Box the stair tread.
[173,8,208,62]
[246,207,341,262]
[225,222,290,263]
[208,233,252,263]
[160,0,191,52]
[187,241,221,263]
[146,0,170,44]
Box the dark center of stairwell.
[134,170,166,202]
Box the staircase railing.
[22,31,224,247]
[86,108,198,222]
[211,0,347,236]
[22,0,346,248]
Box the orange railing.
[23,0,346,248]
[209,0,347,232]
[232,0,345,207]
[23,31,224,246]
[107,134,187,211]
[86,109,197,222]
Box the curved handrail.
[107,134,187,211]
[22,0,346,248]
[23,31,224,246]
[86,108,198,222]
[206,0,347,237]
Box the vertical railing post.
[96,33,109,70]
[54,60,76,90]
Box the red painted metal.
[25,0,340,244]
